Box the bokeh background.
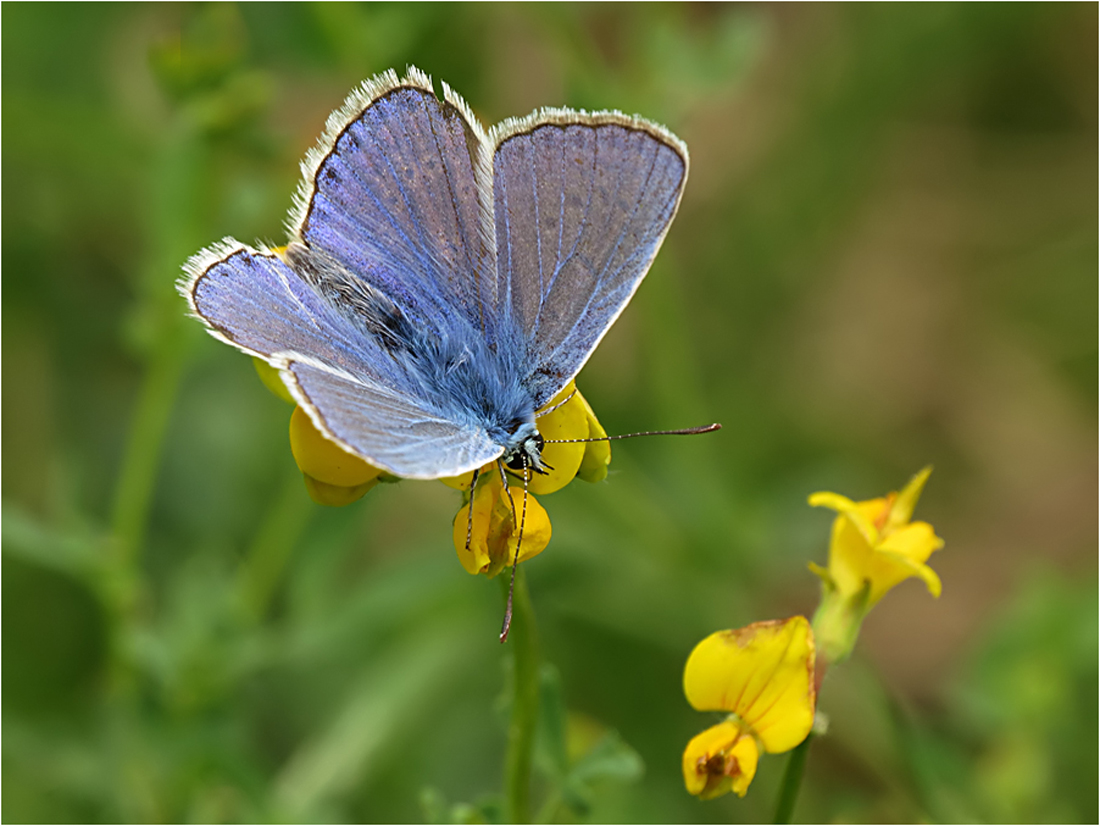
[3,3,1096,823]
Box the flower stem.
[773,733,813,824]
[501,567,539,824]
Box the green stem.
[773,733,813,824]
[501,568,539,824]
[237,468,314,622]
[107,125,207,617]
[534,789,562,825]
[110,327,185,575]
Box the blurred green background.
[3,3,1096,823]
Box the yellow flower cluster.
[254,359,610,577]
[682,468,943,801]
[449,472,551,577]
[808,466,943,663]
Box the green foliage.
[3,3,1096,823]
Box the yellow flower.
[452,472,551,577]
[808,466,943,662]
[682,617,817,799]
[253,357,295,404]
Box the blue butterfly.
[181,67,688,482]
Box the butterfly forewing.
[490,113,688,408]
[292,70,498,339]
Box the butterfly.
[181,67,689,489]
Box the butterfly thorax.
[413,337,551,474]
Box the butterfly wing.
[288,68,500,341]
[489,111,688,407]
[182,241,502,479]
[181,69,514,479]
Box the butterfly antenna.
[463,467,480,557]
[544,422,721,444]
[499,456,529,643]
[537,387,577,418]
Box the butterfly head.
[502,422,549,475]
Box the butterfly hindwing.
[185,241,374,368]
[490,111,689,407]
[286,358,502,479]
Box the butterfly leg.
[464,466,481,557]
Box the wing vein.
[424,98,482,330]
[324,129,424,275]
[538,136,670,372]
[537,126,598,319]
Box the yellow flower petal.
[820,510,877,600]
[808,491,883,546]
[253,357,295,404]
[879,520,943,564]
[682,720,759,799]
[302,472,379,507]
[872,520,944,601]
[453,479,495,575]
[528,382,587,495]
[289,406,383,488]
[576,389,611,484]
[440,465,488,491]
[452,475,551,577]
[870,550,943,601]
[886,465,933,534]
[683,617,816,754]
